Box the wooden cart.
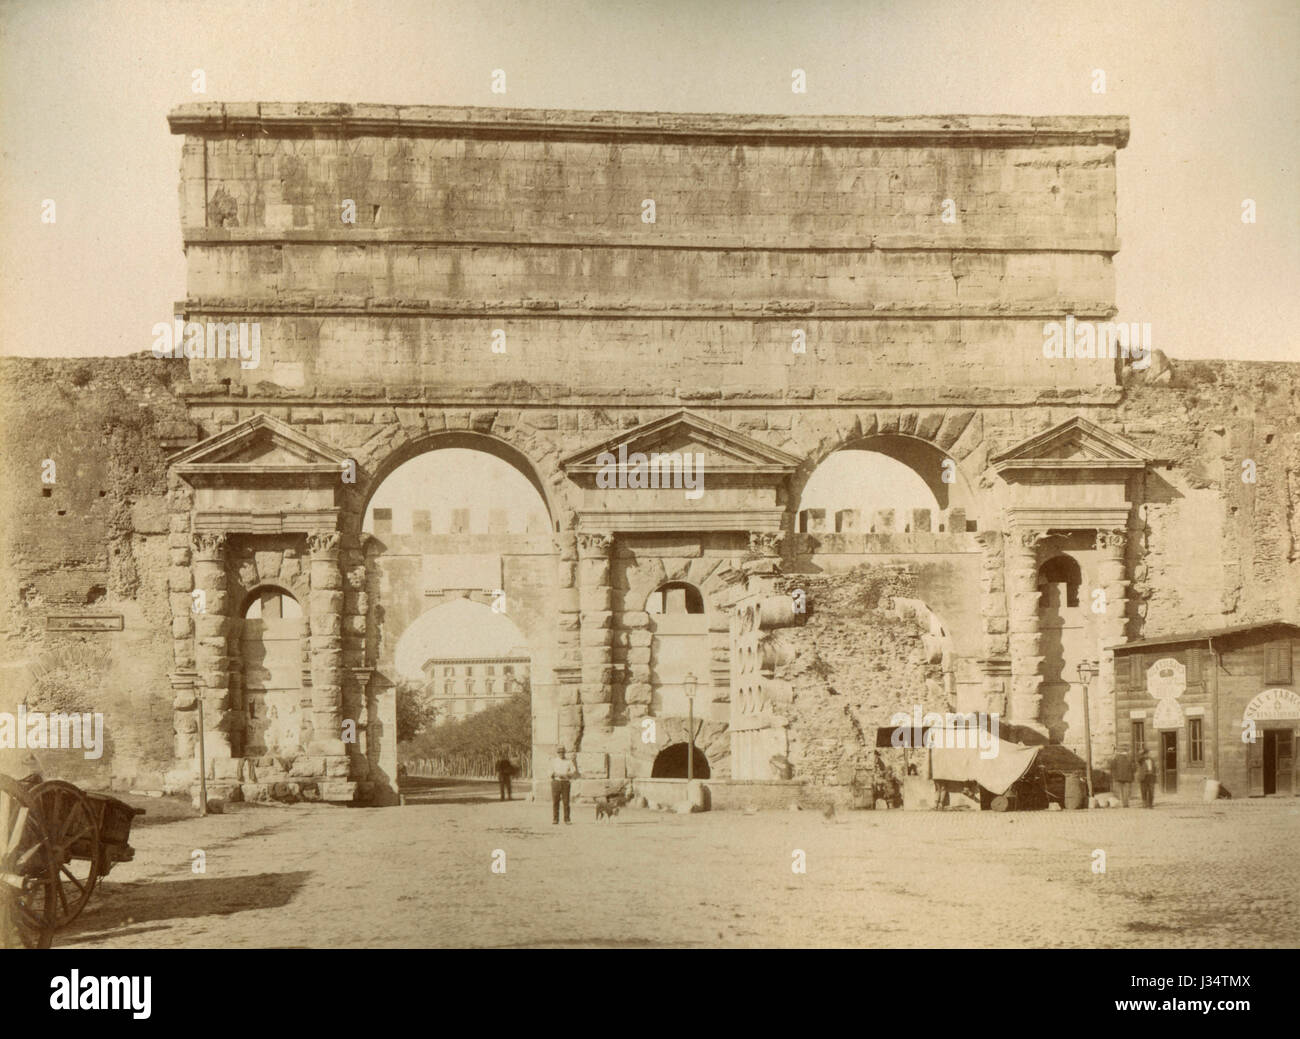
[1,774,144,948]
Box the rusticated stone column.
[975,530,1009,716]
[307,530,347,759]
[1006,526,1048,734]
[551,528,582,753]
[339,535,371,780]
[577,531,616,743]
[1092,528,1130,763]
[191,532,236,759]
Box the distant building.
[422,652,530,725]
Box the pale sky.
[800,450,938,522]
[363,449,548,534]
[1,0,1296,362]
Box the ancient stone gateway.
[162,102,1151,805]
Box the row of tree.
[396,680,533,777]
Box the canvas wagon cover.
[928,737,1040,797]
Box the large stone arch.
[345,426,570,537]
[350,424,567,793]
[785,408,988,532]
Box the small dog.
[595,798,620,822]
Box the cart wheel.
[30,781,101,928]
[1,775,58,949]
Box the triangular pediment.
[992,417,1156,473]
[561,410,801,475]
[171,414,350,475]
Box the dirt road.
[56,785,1300,948]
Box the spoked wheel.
[30,780,101,928]
[0,775,58,949]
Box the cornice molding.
[168,103,1131,149]
[178,296,1119,320]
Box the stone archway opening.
[651,742,711,779]
[360,439,558,784]
[1035,544,1096,749]
[797,437,975,534]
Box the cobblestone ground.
[56,785,1300,949]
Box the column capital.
[308,530,341,555]
[747,531,786,557]
[191,531,227,560]
[1009,527,1049,553]
[576,532,615,555]
[1094,528,1128,552]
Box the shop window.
[1131,720,1146,754]
[1188,718,1204,765]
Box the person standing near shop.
[550,745,579,824]
[1111,748,1135,808]
[1137,746,1157,808]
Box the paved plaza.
[55,786,1300,949]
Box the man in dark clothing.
[1136,747,1157,808]
[495,751,516,801]
[1111,750,1135,808]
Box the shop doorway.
[1160,731,1177,795]
[1260,729,1295,795]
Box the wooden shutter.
[1265,642,1293,684]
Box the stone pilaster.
[191,532,236,759]
[1092,528,1130,763]
[1006,526,1048,735]
[576,532,616,742]
[307,530,347,757]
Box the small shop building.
[1110,621,1299,800]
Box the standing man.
[550,745,579,825]
[1111,748,1134,808]
[495,749,516,802]
[1137,746,1157,809]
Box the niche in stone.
[241,587,308,758]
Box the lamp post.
[683,672,698,782]
[1077,658,1098,809]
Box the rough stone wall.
[770,566,945,792]
[1118,361,1300,631]
[0,356,195,785]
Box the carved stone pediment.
[171,414,350,535]
[992,416,1157,474]
[171,413,351,476]
[561,409,801,477]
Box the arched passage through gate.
[359,439,559,775]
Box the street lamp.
[1077,658,1099,808]
[683,672,698,782]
